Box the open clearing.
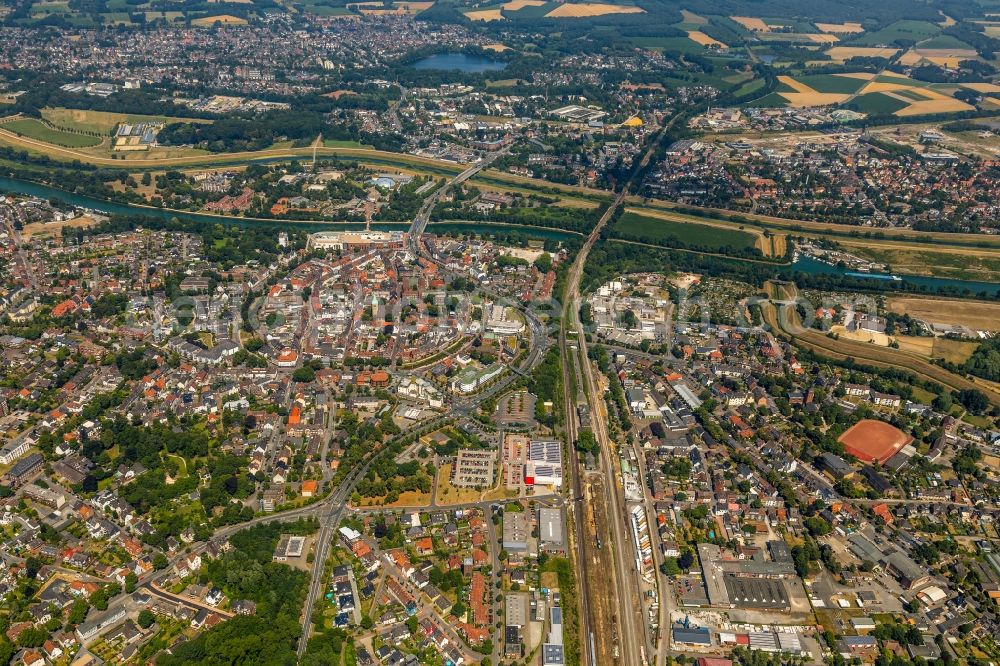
[21,215,99,240]
[688,31,725,47]
[190,14,247,25]
[887,297,1000,331]
[815,22,863,33]
[893,337,979,364]
[545,2,643,17]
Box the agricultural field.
[887,297,1000,331]
[543,2,643,17]
[41,107,212,135]
[844,241,1000,282]
[687,31,726,47]
[1,118,102,148]
[190,14,247,25]
[773,73,867,106]
[823,46,900,63]
[611,210,758,253]
[852,20,942,45]
[814,22,864,34]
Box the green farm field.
[611,211,758,252]
[2,118,101,148]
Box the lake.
[411,53,507,73]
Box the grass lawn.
[612,212,756,251]
[4,118,101,147]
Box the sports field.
[838,420,912,464]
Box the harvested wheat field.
[894,96,974,116]
[483,43,511,52]
[835,72,877,80]
[777,75,814,93]
[962,82,1000,93]
[688,31,726,47]
[191,14,247,25]
[804,33,840,43]
[824,46,899,63]
[503,0,545,8]
[780,92,850,106]
[888,297,1000,331]
[545,3,644,17]
[815,21,864,33]
[731,16,770,31]
[465,8,504,20]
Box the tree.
[138,609,155,629]
[678,550,694,570]
[957,388,989,415]
[661,557,681,577]
[292,366,316,383]
[125,572,138,593]
[153,553,168,570]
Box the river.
[2,176,997,295]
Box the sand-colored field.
[503,0,545,8]
[465,8,504,20]
[888,297,1000,331]
[191,14,247,25]
[483,43,511,52]
[545,2,644,17]
[938,12,956,27]
[681,9,707,24]
[894,97,974,116]
[731,16,770,32]
[836,72,877,80]
[804,33,840,43]
[824,46,898,63]
[984,25,1000,37]
[894,336,979,364]
[961,82,1000,93]
[351,0,432,12]
[780,92,850,106]
[688,31,726,47]
[778,75,814,94]
[815,21,863,34]
[22,215,98,240]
